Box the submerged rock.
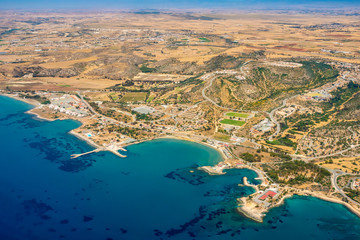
[83,216,93,222]
[22,199,53,217]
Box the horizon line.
[1,6,360,12]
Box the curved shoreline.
[1,94,126,157]
[1,94,227,162]
[299,192,360,218]
[3,93,360,222]
[0,93,71,122]
[237,189,360,223]
[121,135,229,161]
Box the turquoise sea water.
[0,95,360,240]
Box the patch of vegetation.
[178,75,203,87]
[241,50,265,59]
[0,28,20,37]
[266,137,297,148]
[140,64,156,73]
[199,37,211,42]
[270,152,292,161]
[225,112,249,118]
[331,81,360,107]
[337,91,360,121]
[240,152,261,162]
[220,119,245,126]
[133,112,151,121]
[109,93,120,102]
[301,61,339,86]
[241,61,339,111]
[120,92,147,103]
[143,52,156,57]
[263,160,331,186]
[214,132,230,141]
[107,125,149,140]
[293,119,315,132]
[147,95,154,103]
[122,80,134,87]
[21,94,50,105]
[203,55,244,71]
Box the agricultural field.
[120,92,148,103]
[83,92,112,101]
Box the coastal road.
[226,147,274,185]
[330,170,360,207]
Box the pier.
[242,177,259,192]
[70,148,104,159]
[118,147,127,152]
[71,147,127,159]
[108,149,127,158]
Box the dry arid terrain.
[2,9,360,221]
[1,10,360,90]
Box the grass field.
[214,132,231,141]
[220,119,246,126]
[225,112,250,118]
[147,95,155,103]
[120,92,147,102]
[199,37,211,42]
[109,92,119,101]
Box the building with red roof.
[258,190,277,201]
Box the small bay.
[0,95,360,240]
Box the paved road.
[110,107,136,122]
[77,91,97,115]
[77,91,137,129]
[201,61,252,112]
[201,74,223,108]
[268,94,298,141]
[291,143,360,161]
[330,169,360,207]
[199,60,297,142]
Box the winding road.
[291,143,360,161]
[201,61,252,112]
[330,170,360,207]
[268,94,298,141]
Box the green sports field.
[220,119,246,126]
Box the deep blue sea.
[0,95,360,240]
